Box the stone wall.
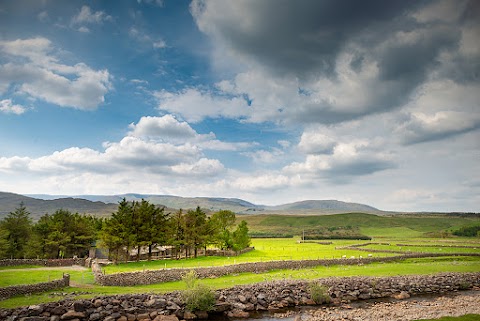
[1,272,479,321]
[93,252,480,286]
[0,274,70,301]
[0,258,86,267]
[205,247,254,257]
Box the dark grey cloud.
[397,112,480,145]
[193,0,419,79]
[192,0,479,125]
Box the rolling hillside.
[0,192,117,220]
[1,191,385,220]
[267,199,379,213]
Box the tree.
[210,210,236,250]
[101,198,136,262]
[184,207,207,258]
[135,199,168,261]
[232,220,250,251]
[0,203,32,258]
[32,209,96,259]
[168,209,186,259]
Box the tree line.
[0,200,250,261]
[101,199,250,262]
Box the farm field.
[1,212,479,310]
[1,255,480,309]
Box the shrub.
[308,281,331,304]
[181,271,216,312]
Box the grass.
[1,211,479,311]
[0,265,40,271]
[362,244,480,254]
[414,315,480,321]
[1,255,479,309]
[103,238,396,273]
[241,213,480,237]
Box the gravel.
[303,290,480,321]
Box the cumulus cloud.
[154,88,250,123]
[396,79,480,144]
[0,99,26,114]
[128,115,253,151]
[242,148,284,164]
[398,111,480,145]
[284,140,395,182]
[178,0,480,127]
[298,131,336,154]
[0,37,112,110]
[71,5,112,26]
[129,115,198,140]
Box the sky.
[0,0,479,212]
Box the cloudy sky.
[0,0,479,212]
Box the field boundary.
[0,258,86,268]
[2,272,479,320]
[0,274,70,300]
[93,252,480,286]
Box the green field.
[103,238,395,273]
[1,212,479,310]
[240,213,480,238]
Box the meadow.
[1,212,479,311]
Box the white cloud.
[298,131,336,154]
[78,26,90,33]
[171,158,225,177]
[243,148,284,164]
[0,99,26,115]
[396,79,480,144]
[154,88,250,123]
[71,5,112,25]
[153,40,167,49]
[284,140,394,182]
[129,115,197,140]
[229,174,292,192]
[0,37,112,110]
[37,10,48,22]
[129,27,167,50]
[128,115,253,151]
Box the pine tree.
[0,202,32,259]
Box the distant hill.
[267,200,379,214]
[0,192,117,220]
[1,191,383,220]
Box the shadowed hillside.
[0,192,117,220]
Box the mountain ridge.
[0,191,381,220]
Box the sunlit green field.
[103,238,397,273]
[1,256,479,309]
[1,211,479,310]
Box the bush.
[181,271,216,312]
[308,281,331,304]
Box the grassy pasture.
[240,213,480,238]
[102,238,397,274]
[416,315,480,321]
[1,256,479,309]
[1,212,479,309]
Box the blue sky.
[0,0,479,212]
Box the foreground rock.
[0,272,479,321]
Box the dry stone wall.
[94,253,480,286]
[0,258,86,267]
[0,274,70,300]
[1,272,479,321]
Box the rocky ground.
[301,290,480,321]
